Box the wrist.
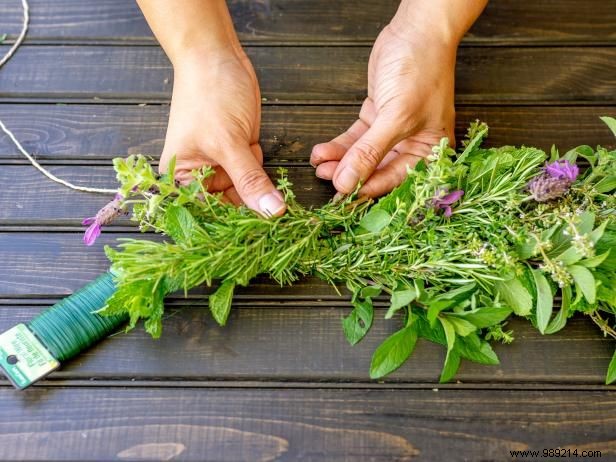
[391,0,487,47]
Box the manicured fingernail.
[259,192,286,217]
[336,167,359,192]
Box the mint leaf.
[439,349,461,383]
[342,299,373,345]
[532,269,553,334]
[165,204,196,244]
[385,288,417,319]
[370,324,418,379]
[495,278,533,316]
[360,285,382,299]
[600,116,616,138]
[450,306,512,328]
[568,265,596,304]
[209,280,235,326]
[545,286,571,334]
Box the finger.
[310,119,368,166]
[315,160,339,180]
[220,143,286,217]
[332,118,403,194]
[358,152,423,198]
[222,186,243,206]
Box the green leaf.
[451,306,512,328]
[386,288,417,319]
[439,349,461,383]
[209,280,235,326]
[456,333,499,365]
[369,324,418,379]
[580,251,610,268]
[360,285,382,299]
[165,204,197,244]
[359,209,391,233]
[577,211,595,235]
[445,316,477,337]
[516,238,537,260]
[589,220,608,245]
[342,299,374,345]
[545,286,571,334]
[439,317,456,352]
[0,34,6,44]
[594,175,616,193]
[532,269,553,334]
[600,116,616,138]
[606,349,616,385]
[568,265,596,304]
[556,246,583,266]
[495,278,533,316]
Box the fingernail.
[259,192,286,217]
[336,167,360,193]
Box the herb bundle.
[98,120,616,383]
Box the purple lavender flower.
[528,159,579,202]
[431,188,464,217]
[82,193,125,246]
[545,159,579,182]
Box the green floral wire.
[28,273,125,362]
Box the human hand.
[159,46,286,217]
[310,18,458,198]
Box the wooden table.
[0,1,615,460]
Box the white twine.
[0,0,116,195]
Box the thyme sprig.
[99,120,616,383]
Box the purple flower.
[545,159,579,182]
[528,159,579,202]
[82,193,125,246]
[431,188,464,217]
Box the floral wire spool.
[0,273,126,389]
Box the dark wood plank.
[0,166,334,224]
[1,0,615,44]
[0,303,612,383]
[2,46,615,103]
[0,387,614,461]
[1,104,614,162]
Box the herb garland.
[95,120,616,383]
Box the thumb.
[221,143,286,217]
[333,117,402,194]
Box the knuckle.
[237,167,270,194]
[354,142,383,169]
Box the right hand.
[159,46,286,217]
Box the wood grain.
[2,46,615,103]
[0,304,612,384]
[0,387,614,461]
[1,0,615,44]
[0,104,614,162]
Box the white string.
[0,0,116,195]
[0,119,117,194]
[0,0,28,68]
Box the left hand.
[310,21,457,198]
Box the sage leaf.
[532,269,553,334]
[342,299,373,345]
[568,265,596,304]
[495,278,533,316]
[209,280,235,326]
[386,288,417,319]
[370,324,418,379]
[606,349,616,385]
[359,209,391,233]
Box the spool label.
[0,324,59,390]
